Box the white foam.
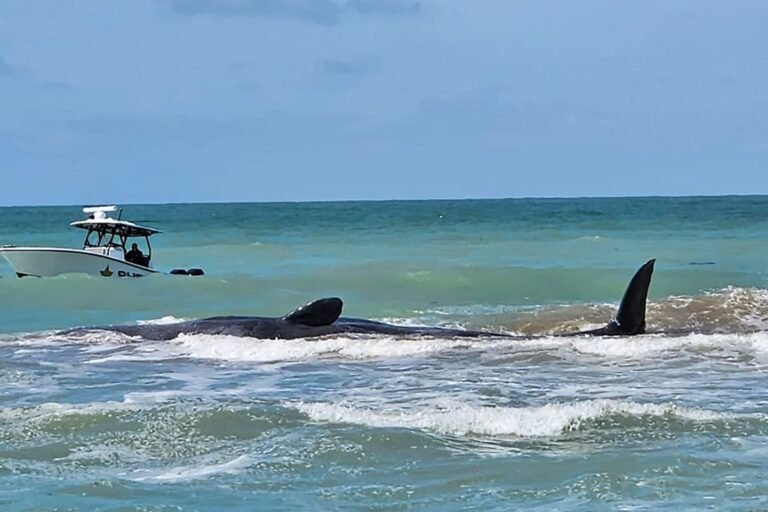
[716,287,768,331]
[0,400,140,423]
[292,399,737,437]
[2,330,69,347]
[136,316,188,325]
[78,343,127,354]
[0,373,60,396]
[157,330,768,365]
[170,333,481,363]
[18,319,768,368]
[566,334,695,358]
[122,371,223,404]
[741,332,768,359]
[567,331,768,359]
[64,444,142,464]
[132,455,251,482]
[59,330,138,345]
[0,390,224,424]
[84,342,178,364]
[123,390,193,404]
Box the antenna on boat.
[118,208,123,220]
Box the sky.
[0,0,767,206]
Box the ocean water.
[1,196,768,511]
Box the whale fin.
[282,297,343,326]
[579,259,655,336]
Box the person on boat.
[125,243,145,265]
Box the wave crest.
[292,399,739,438]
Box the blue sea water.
[1,196,768,511]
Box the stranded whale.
[68,260,656,341]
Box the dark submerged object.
[71,260,655,341]
[169,268,205,276]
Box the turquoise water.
[1,196,768,510]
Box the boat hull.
[0,247,158,278]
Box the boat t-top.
[0,205,202,278]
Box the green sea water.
[1,196,768,511]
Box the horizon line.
[1,192,766,209]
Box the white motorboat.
[1,205,168,278]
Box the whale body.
[72,260,655,341]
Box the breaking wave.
[292,399,755,438]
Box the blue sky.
[0,1,766,206]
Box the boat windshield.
[71,207,160,267]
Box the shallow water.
[1,197,768,510]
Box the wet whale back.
[64,261,655,340]
[281,297,343,327]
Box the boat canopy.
[70,206,161,238]
[70,218,161,237]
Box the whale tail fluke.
[578,259,655,336]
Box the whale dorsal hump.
[282,297,343,326]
